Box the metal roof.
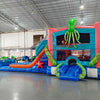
[0,0,99,33]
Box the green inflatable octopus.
[64,18,81,48]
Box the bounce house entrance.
[68,59,76,66]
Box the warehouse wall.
[1,29,46,48]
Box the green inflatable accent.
[89,52,100,66]
[45,45,57,66]
[64,18,81,48]
[55,63,63,78]
[31,56,35,59]
[11,56,16,59]
[76,63,86,79]
[1,56,9,60]
[45,45,62,77]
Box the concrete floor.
[0,72,100,100]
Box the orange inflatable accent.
[10,48,45,68]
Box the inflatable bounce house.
[0,18,100,81]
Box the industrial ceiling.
[0,0,99,33]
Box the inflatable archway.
[65,56,80,65]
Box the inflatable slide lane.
[10,48,45,68]
[10,40,48,68]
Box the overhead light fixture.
[15,19,19,21]
[15,17,19,21]
[14,27,18,30]
[80,21,84,24]
[80,5,84,10]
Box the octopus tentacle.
[72,32,76,48]
[64,31,69,44]
[75,30,80,40]
[67,32,71,48]
[75,32,81,44]
[66,32,70,44]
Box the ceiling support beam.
[0,11,27,31]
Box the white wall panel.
[1,29,46,48]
